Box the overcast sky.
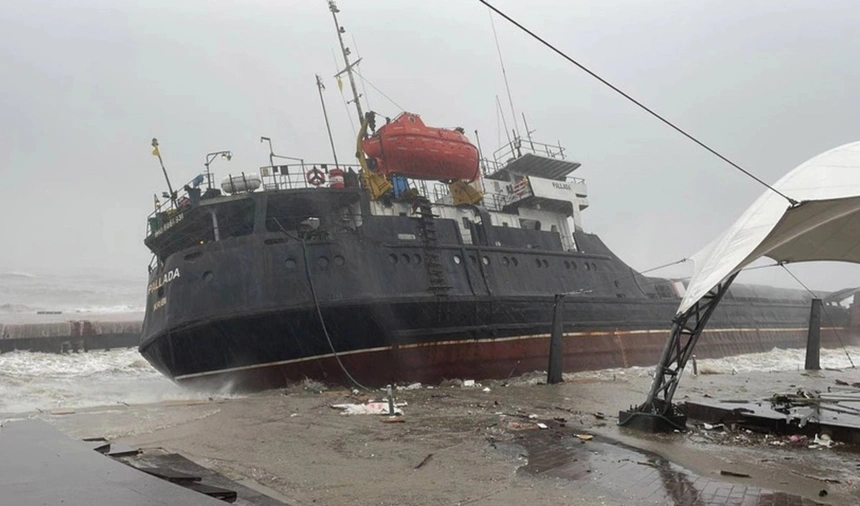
[2,0,860,291]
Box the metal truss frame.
[620,273,738,431]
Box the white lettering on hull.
[153,213,184,238]
[148,268,181,294]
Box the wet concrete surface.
[516,422,828,505]
[30,367,860,505]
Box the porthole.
[318,256,329,268]
[285,258,297,269]
[591,262,598,270]
[389,254,399,264]
[202,271,214,281]
[482,256,490,266]
[502,256,510,266]
[535,258,542,268]
[413,254,422,265]
[585,263,591,271]
[511,257,519,267]
[542,259,549,268]
[334,255,345,266]
[402,254,411,264]
[454,255,462,264]
[614,280,620,288]
[564,260,570,269]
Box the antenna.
[150,138,176,205]
[495,95,513,153]
[521,112,535,151]
[489,10,520,139]
[328,1,364,125]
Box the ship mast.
[328,1,364,125]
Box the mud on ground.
[45,368,860,505]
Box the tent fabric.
[679,141,860,315]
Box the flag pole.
[151,138,176,205]
[316,74,339,167]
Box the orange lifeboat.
[361,112,479,182]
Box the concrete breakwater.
[0,319,142,353]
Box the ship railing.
[487,135,567,173]
[146,173,209,238]
[145,164,367,237]
[256,163,363,191]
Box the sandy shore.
[40,367,860,505]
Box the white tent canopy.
[679,141,860,315]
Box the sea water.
[0,271,145,315]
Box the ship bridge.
[481,139,589,219]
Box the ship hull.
[139,190,856,391]
[140,295,851,391]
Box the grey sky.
[2,0,859,292]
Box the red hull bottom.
[176,327,858,392]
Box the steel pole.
[547,294,565,384]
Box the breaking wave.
[0,349,234,415]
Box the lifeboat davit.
[361,112,479,182]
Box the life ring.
[306,167,326,187]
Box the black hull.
[140,190,854,390]
[140,294,848,390]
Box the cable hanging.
[781,264,856,368]
[478,0,798,207]
[272,218,371,390]
[640,257,688,275]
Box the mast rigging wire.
[351,68,406,113]
[489,10,520,138]
[477,0,798,206]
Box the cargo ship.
[139,3,856,390]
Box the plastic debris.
[507,421,537,431]
[809,434,833,449]
[463,380,476,387]
[331,401,405,415]
[703,423,725,430]
[403,382,422,390]
[536,423,548,429]
[576,434,593,441]
[482,387,491,393]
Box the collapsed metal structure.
[618,140,860,432]
[618,274,738,431]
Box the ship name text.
[148,268,181,294]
